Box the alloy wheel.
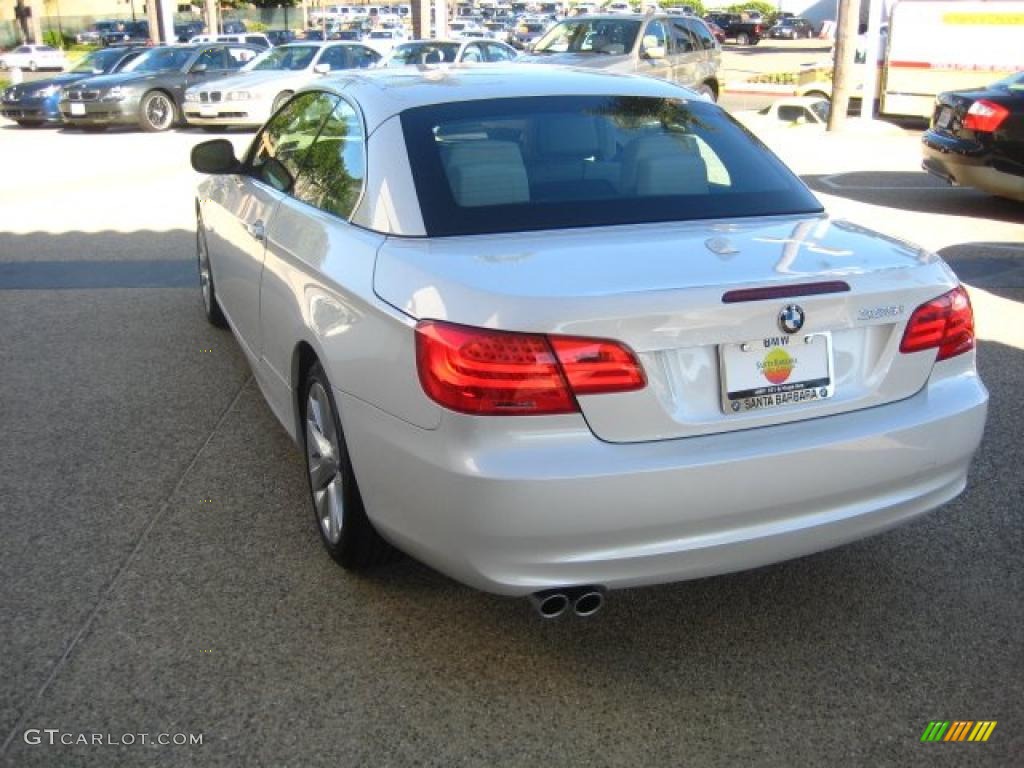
[305,382,344,545]
[145,93,174,130]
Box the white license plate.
[720,333,833,414]
[199,106,218,117]
[70,102,85,116]
[936,106,953,129]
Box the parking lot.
[1,75,1022,767]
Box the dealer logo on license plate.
[720,333,834,414]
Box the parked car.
[101,20,150,47]
[1,46,145,127]
[521,14,721,100]
[705,19,726,45]
[185,42,380,129]
[508,20,548,49]
[381,39,517,67]
[303,29,327,41]
[734,96,830,134]
[222,20,247,34]
[922,71,1024,202]
[0,44,67,72]
[175,21,206,43]
[190,33,272,49]
[704,12,762,45]
[365,28,407,54]
[189,65,987,615]
[768,17,816,40]
[75,20,123,45]
[58,43,260,132]
[265,29,297,46]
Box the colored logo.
[920,721,997,742]
[778,304,805,334]
[761,347,795,384]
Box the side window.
[249,92,340,192]
[227,47,256,67]
[485,43,515,62]
[16,46,30,54]
[685,18,716,49]
[671,22,698,53]
[348,46,380,69]
[642,21,670,53]
[461,44,484,63]
[318,46,348,71]
[193,47,226,71]
[292,98,366,219]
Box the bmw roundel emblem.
[779,304,805,334]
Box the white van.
[882,0,1024,116]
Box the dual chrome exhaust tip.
[529,587,605,619]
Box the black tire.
[16,119,43,128]
[302,361,394,570]
[271,90,292,114]
[138,90,177,132]
[196,217,227,328]
[736,32,749,45]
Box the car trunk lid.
[375,214,958,442]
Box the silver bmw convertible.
[191,65,988,618]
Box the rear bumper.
[922,130,1024,202]
[341,367,988,596]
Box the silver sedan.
[191,65,987,618]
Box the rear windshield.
[400,95,823,237]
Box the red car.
[706,20,726,45]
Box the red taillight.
[963,99,1009,133]
[899,286,975,361]
[415,320,645,416]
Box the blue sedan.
[0,46,145,127]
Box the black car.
[769,18,816,40]
[1,46,145,127]
[101,20,150,46]
[704,13,762,45]
[922,72,1024,202]
[265,29,296,46]
[175,21,206,43]
[58,43,260,132]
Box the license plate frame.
[719,332,834,415]
[70,102,86,116]
[199,105,218,118]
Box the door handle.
[247,220,266,242]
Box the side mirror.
[313,63,331,74]
[190,62,208,74]
[191,139,240,174]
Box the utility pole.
[827,0,860,131]
[859,0,884,121]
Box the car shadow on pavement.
[941,242,1024,300]
[802,171,1024,222]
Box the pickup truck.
[704,13,762,45]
